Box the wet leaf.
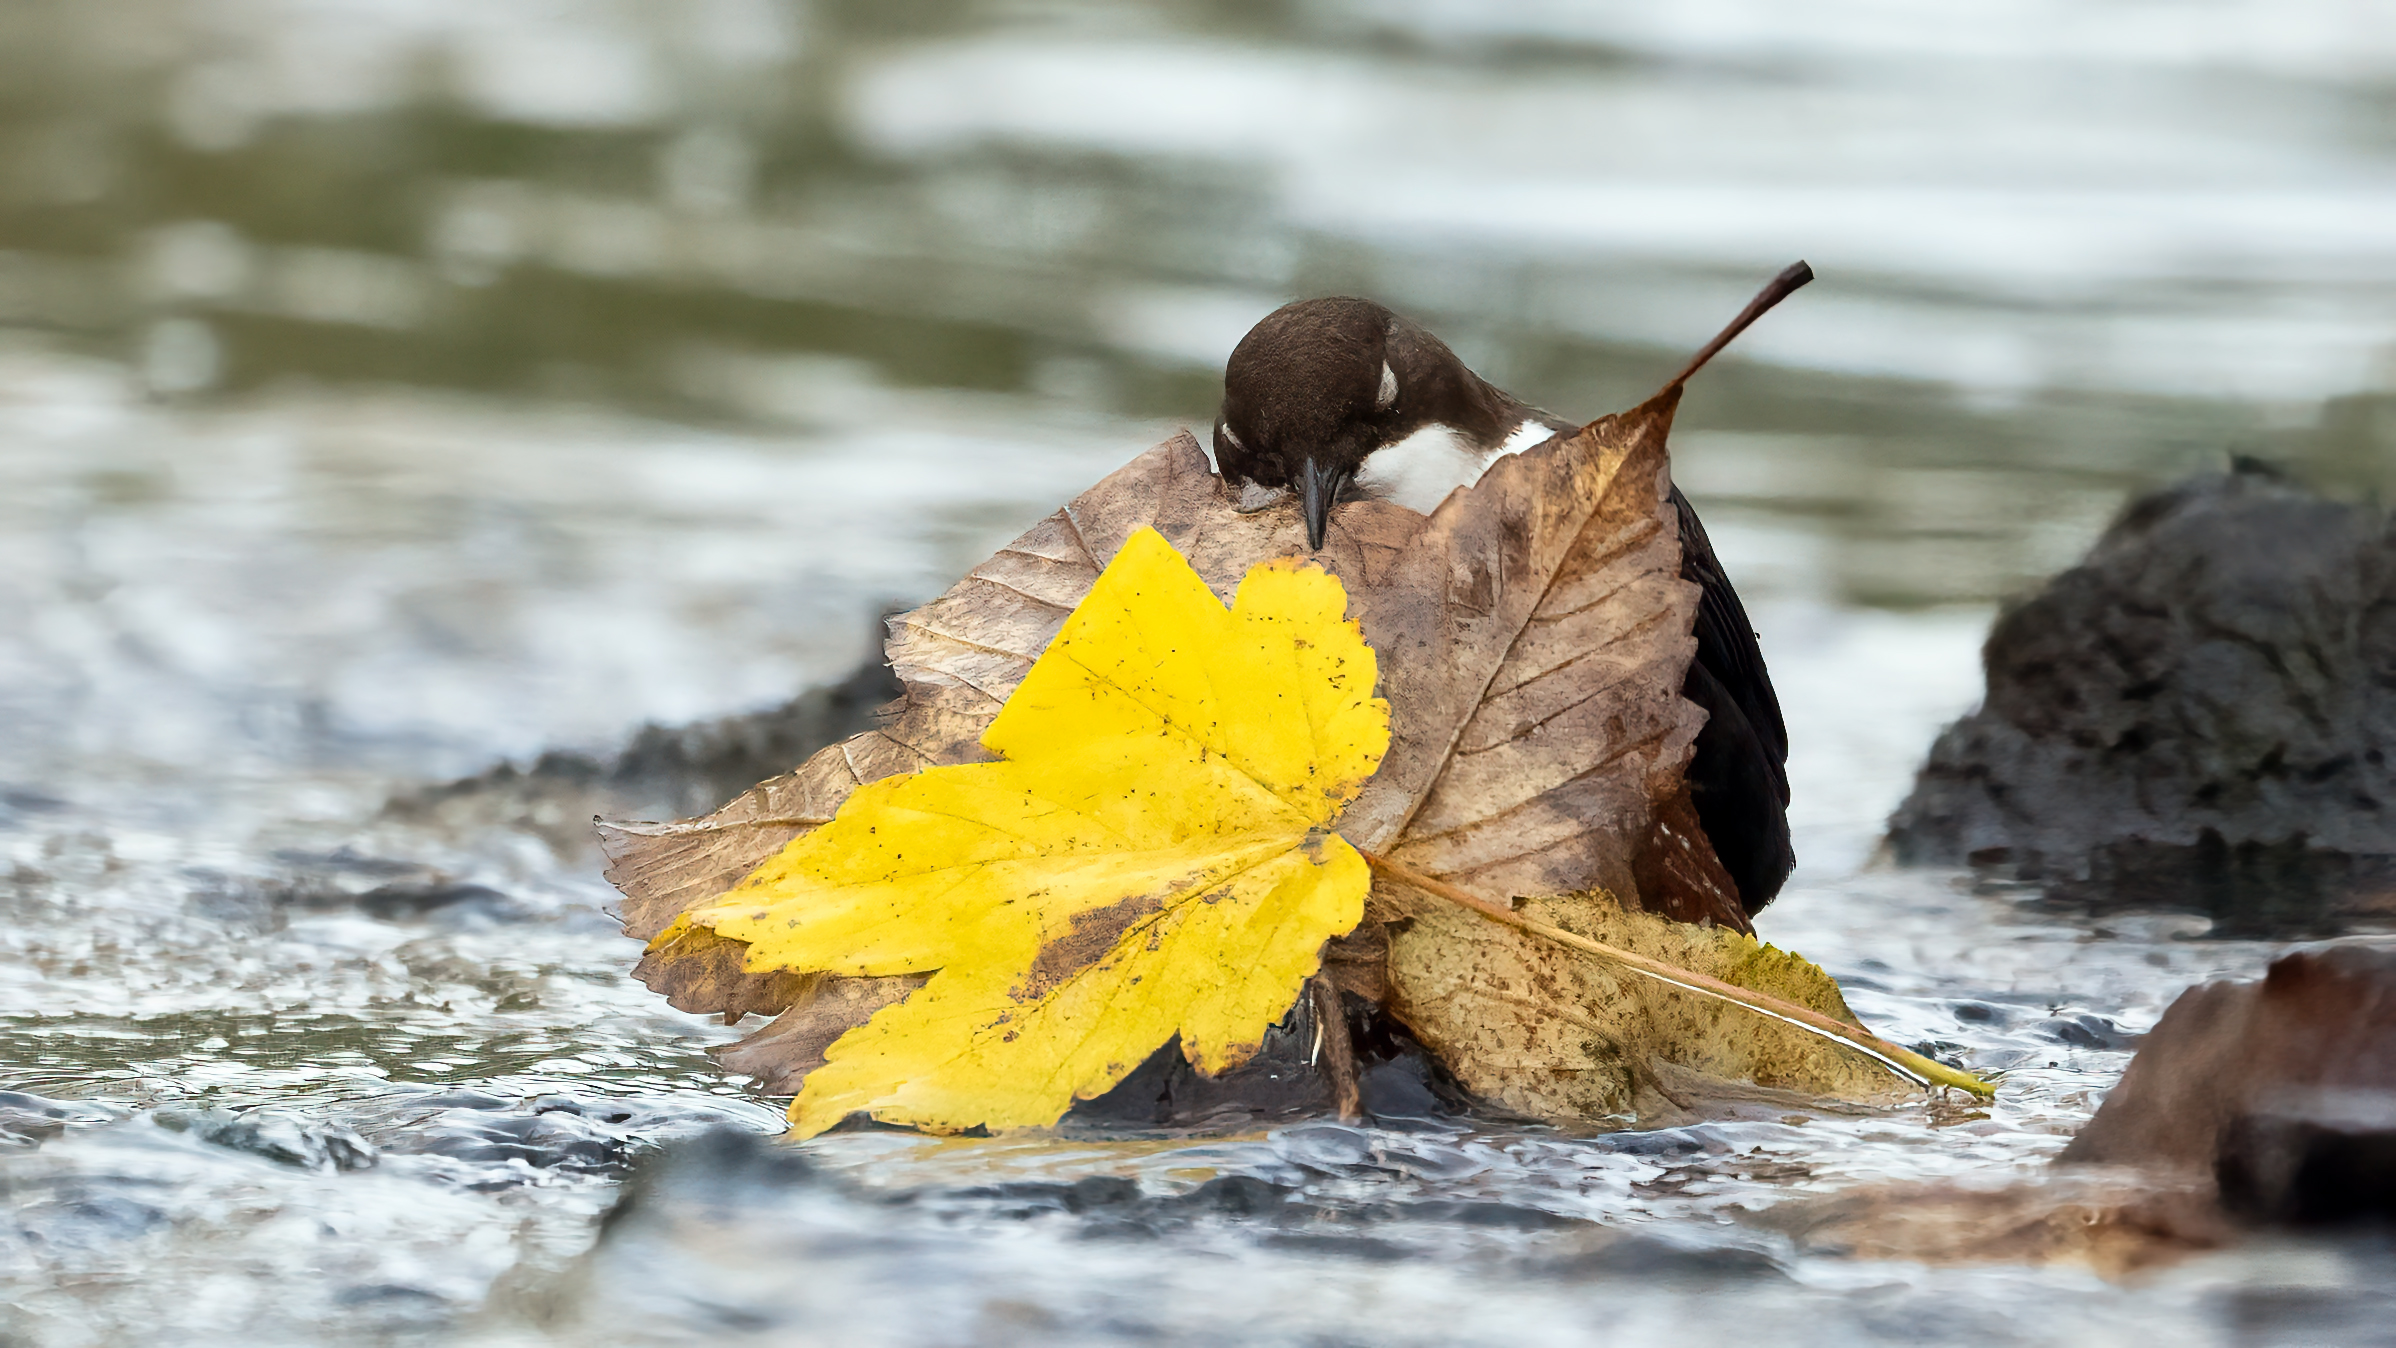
[1383,887,1916,1121]
[657,527,1390,1136]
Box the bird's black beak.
[1298,456,1349,552]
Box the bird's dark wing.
[1670,484,1794,914]
[1671,485,1788,783]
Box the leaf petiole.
[1353,848,1997,1101]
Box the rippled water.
[6,1,2396,1344]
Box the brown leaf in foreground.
[604,387,1775,1122]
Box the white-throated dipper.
[1211,266,1807,915]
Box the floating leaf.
[659,526,1389,1136]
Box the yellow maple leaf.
[671,526,1390,1137]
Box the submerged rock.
[1889,463,2396,932]
[0,1091,121,1152]
[2215,1090,2396,1223]
[154,1107,378,1173]
[357,1089,780,1182]
[2059,942,2396,1226]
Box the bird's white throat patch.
[1357,417,1557,514]
[1498,418,1561,458]
[1353,423,1480,513]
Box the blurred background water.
[4,2,2395,1344]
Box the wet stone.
[1178,1175,1293,1218]
[1532,1231,1790,1282]
[2217,1090,2396,1225]
[259,857,545,928]
[2061,941,2396,1226]
[2218,1281,2396,1341]
[2046,1014,2143,1050]
[353,881,528,924]
[1889,466,2396,934]
[1273,1122,1376,1172]
[387,632,906,842]
[153,1106,378,1173]
[0,1091,121,1152]
[1603,1128,1732,1159]
[365,1091,780,1183]
[1393,1199,1584,1231]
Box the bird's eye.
[1376,361,1398,410]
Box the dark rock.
[387,626,904,849]
[2216,1090,2396,1224]
[607,645,906,819]
[365,1089,776,1182]
[154,1106,378,1172]
[352,881,521,922]
[227,852,545,928]
[1176,1175,1293,1217]
[1602,1127,1729,1158]
[1888,465,2396,931]
[595,1127,826,1239]
[0,1091,120,1151]
[1356,1055,1446,1123]
[1066,990,1469,1131]
[1069,1016,1332,1130]
[1395,1199,1583,1230]
[1533,1232,1788,1281]
[2060,942,2396,1225]
[2046,1014,2142,1050]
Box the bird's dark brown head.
[1213,297,1507,550]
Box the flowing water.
[5,2,2396,1344]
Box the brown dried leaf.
[1334,389,1712,906]
[714,974,930,1095]
[631,923,817,1019]
[612,393,1767,1120]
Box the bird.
[1209,287,1796,917]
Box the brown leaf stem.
[1661,261,1815,392]
[1306,973,1362,1122]
[1354,847,1995,1099]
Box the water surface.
[5,2,2395,1343]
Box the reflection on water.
[6,2,2396,1344]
